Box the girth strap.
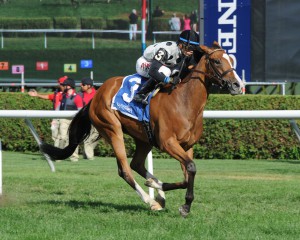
[141,105,158,147]
[142,120,158,147]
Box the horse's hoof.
[145,178,159,188]
[150,200,163,211]
[145,179,153,187]
[155,194,166,209]
[179,204,190,218]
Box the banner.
[204,0,251,81]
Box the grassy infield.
[0,151,299,239]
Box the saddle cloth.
[111,74,152,122]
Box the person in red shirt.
[79,77,96,105]
[58,78,83,162]
[79,77,98,160]
[28,76,68,147]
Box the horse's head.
[198,41,244,95]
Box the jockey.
[134,30,200,104]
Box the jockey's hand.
[170,76,181,85]
[28,89,38,97]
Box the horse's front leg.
[145,148,193,191]
[161,139,196,218]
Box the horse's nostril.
[233,82,240,88]
[235,82,240,86]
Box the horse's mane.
[193,48,203,63]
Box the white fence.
[2,109,300,119]
[1,29,181,49]
[244,82,287,95]
[0,29,143,49]
[1,110,300,197]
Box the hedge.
[0,17,53,37]
[53,17,80,37]
[0,17,169,32]
[1,93,300,160]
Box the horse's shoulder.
[95,76,124,101]
[101,76,124,89]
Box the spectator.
[28,75,68,148]
[169,13,181,31]
[79,77,99,160]
[190,10,198,31]
[129,9,138,41]
[183,14,191,31]
[59,78,84,162]
[153,5,164,17]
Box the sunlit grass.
[1,151,300,239]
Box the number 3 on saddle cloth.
[111,74,157,145]
[111,73,151,121]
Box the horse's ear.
[200,45,209,53]
[213,41,221,49]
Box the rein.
[191,49,234,87]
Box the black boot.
[133,78,157,105]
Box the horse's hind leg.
[130,139,166,208]
[99,124,162,211]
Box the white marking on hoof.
[145,178,161,189]
[150,199,163,211]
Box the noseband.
[194,49,235,87]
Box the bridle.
[193,48,235,88]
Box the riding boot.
[133,78,157,104]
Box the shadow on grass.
[43,199,148,212]
[285,160,300,164]
[274,160,300,164]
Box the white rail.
[0,110,300,119]
[1,29,143,49]
[244,82,286,95]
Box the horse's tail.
[40,102,92,160]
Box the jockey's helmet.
[178,30,199,49]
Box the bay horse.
[41,41,243,217]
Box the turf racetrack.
[0,152,299,239]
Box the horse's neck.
[175,65,208,120]
[183,61,208,106]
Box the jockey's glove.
[169,76,181,85]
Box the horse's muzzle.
[224,80,243,95]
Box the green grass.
[1,151,300,239]
[0,0,198,19]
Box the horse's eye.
[214,59,221,64]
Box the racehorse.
[40,41,243,217]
